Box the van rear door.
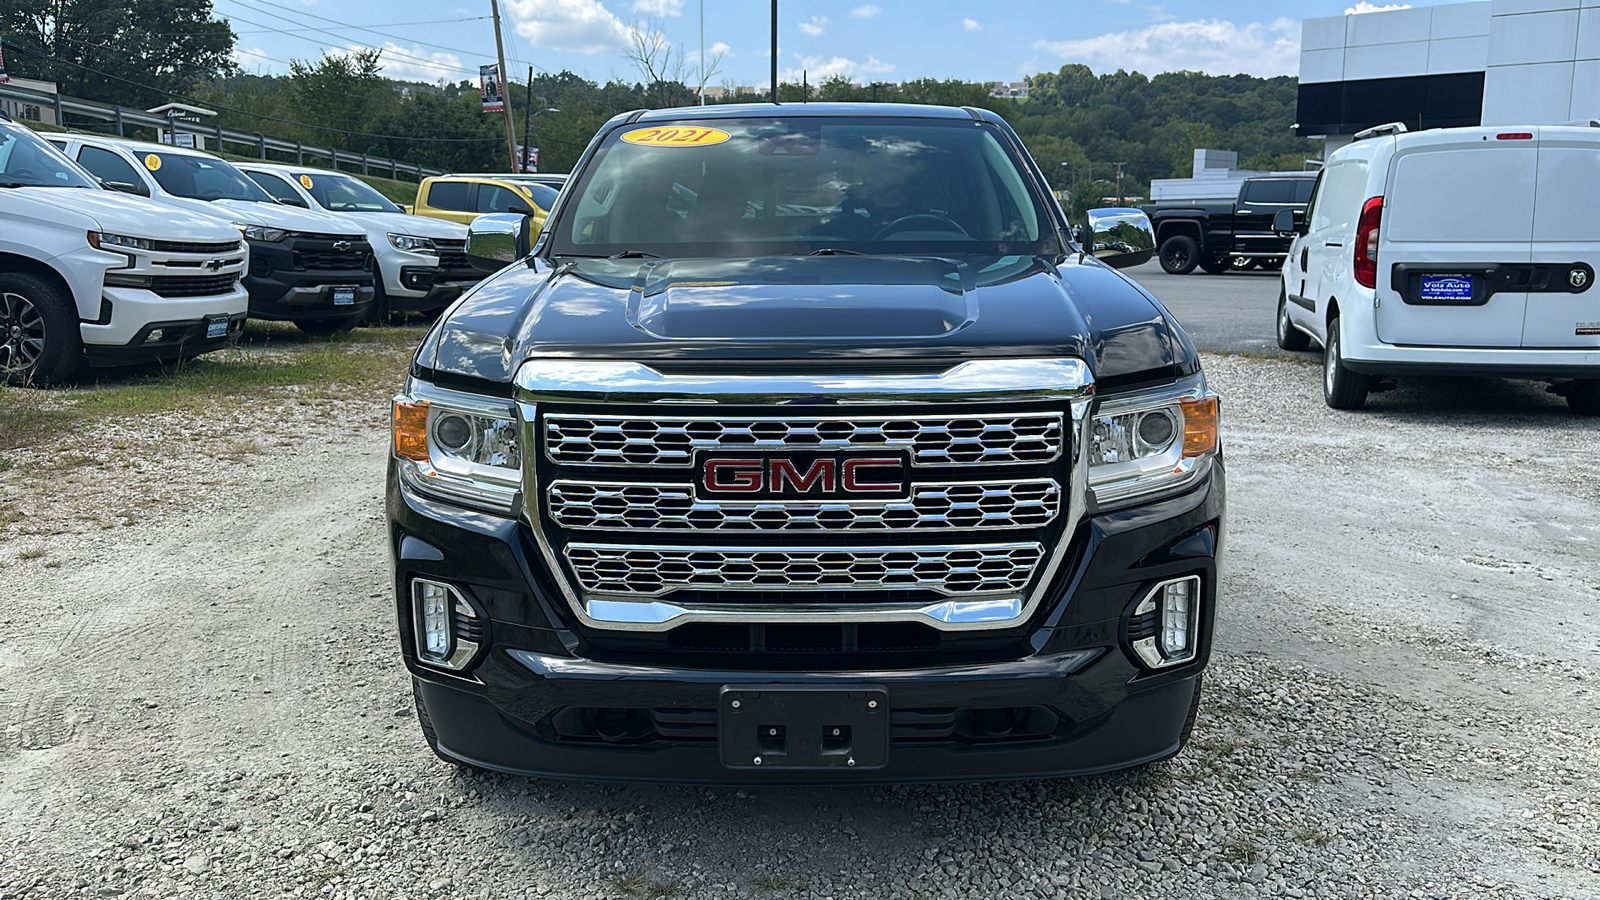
[1524,128,1600,349]
[1376,128,1536,348]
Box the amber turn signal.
[1180,394,1218,458]
[393,399,431,461]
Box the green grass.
[0,322,419,453]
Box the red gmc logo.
[702,457,903,495]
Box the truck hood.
[156,196,364,237]
[326,211,467,241]
[420,254,1183,388]
[6,187,242,241]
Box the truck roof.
[629,102,992,123]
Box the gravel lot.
[1,334,1597,899]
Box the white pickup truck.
[0,115,248,385]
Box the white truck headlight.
[240,224,288,242]
[88,232,154,251]
[1087,376,1219,509]
[387,233,437,252]
[393,383,521,514]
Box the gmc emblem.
[701,456,904,496]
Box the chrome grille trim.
[548,479,1060,532]
[544,413,1064,468]
[564,543,1044,597]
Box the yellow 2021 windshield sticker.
[621,126,731,148]
[299,175,314,189]
[144,154,162,171]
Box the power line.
[63,17,493,38]
[215,4,492,78]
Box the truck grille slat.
[564,543,1043,597]
[545,413,1063,468]
[548,479,1059,532]
[148,274,241,298]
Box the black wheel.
[412,678,485,771]
[1158,235,1199,275]
[1197,254,1232,274]
[0,273,81,386]
[1276,286,1310,351]
[293,314,362,336]
[1231,257,1257,271]
[1260,258,1284,271]
[1323,316,1371,410]
[360,281,392,327]
[1568,379,1600,415]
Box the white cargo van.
[1276,123,1600,414]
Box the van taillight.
[1354,196,1383,289]
[1496,132,1533,140]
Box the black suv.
[388,104,1225,783]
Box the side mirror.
[275,196,309,209]
[507,203,536,216]
[1272,209,1301,236]
[101,178,149,197]
[465,213,530,273]
[1084,207,1156,269]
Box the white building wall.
[1299,2,1492,86]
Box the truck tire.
[412,678,486,772]
[1568,379,1600,415]
[1323,317,1370,410]
[1158,235,1199,275]
[1231,257,1257,271]
[0,273,82,386]
[1276,287,1310,351]
[1197,254,1232,275]
[360,282,392,327]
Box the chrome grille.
[548,479,1059,532]
[544,414,1064,468]
[564,543,1044,597]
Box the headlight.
[393,383,521,514]
[88,232,154,251]
[1087,374,1219,509]
[387,233,437,252]
[240,224,288,242]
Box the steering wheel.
[8,167,39,181]
[873,213,970,240]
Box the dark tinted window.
[522,183,559,210]
[143,152,275,202]
[77,146,147,195]
[1244,179,1294,204]
[247,171,305,205]
[475,183,525,213]
[427,181,469,210]
[1293,179,1316,204]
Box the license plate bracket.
[718,685,888,770]
[332,286,357,306]
[204,315,230,339]
[1419,273,1475,302]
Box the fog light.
[145,329,165,343]
[410,579,481,670]
[1130,576,1200,669]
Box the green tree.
[0,0,235,107]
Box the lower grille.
[564,543,1044,597]
[150,239,243,254]
[545,705,1063,745]
[296,250,369,271]
[149,274,240,297]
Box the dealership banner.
[517,145,539,173]
[0,42,10,84]
[480,64,503,113]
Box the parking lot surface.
[1123,263,1290,356]
[0,293,1597,899]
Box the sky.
[225,0,1423,87]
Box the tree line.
[1,0,1316,205]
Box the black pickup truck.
[1142,175,1317,275]
[388,103,1225,783]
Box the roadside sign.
[480,64,504,113]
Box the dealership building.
[1298,0,1600,152]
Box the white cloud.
[504,0,632,53]
[232,46,274,72]
[368,43,465,83]
[633,0,683,15]
[782,54,895,83]
[798,16,828,36]
[709,41,732,56]
[1346,2,1409,13]
[849,4,879,18]
[962,18,982,32]
[1034,18,1300,77]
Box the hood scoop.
[625,256,975,341]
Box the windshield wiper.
[0,182,28,189]
[808,248,867,256]
[608,249,660,259]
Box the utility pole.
[802,70,807,103]
[770,0,779,104]
[490,0,518,172]
[699,0,706,105]
[1112,161,1126,206]
[521,66,534,173]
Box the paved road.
[1122,260,1298,357]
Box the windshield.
[523,182,559,210]
[548,116,1057,258]
[305,173,402,213]
[0,123,98,189]
[144,152,276,202]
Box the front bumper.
[243,237,375,322]
[388,265,477,312]
[389,459,1225,784]
[82,283,249,348]
[82,312,249,367]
